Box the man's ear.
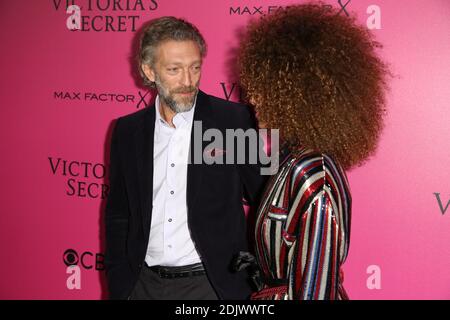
[141,64,155,83]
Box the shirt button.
[168,245,172,248]
[168,218,172,222]
[170,191,174,195]
[171,163,175,167]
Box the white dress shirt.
[145,94,202,267]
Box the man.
[104,16,267,300]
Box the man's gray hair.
[137,16,207,88]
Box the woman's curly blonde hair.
[238,2,391,170]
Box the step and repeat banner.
[0,0,449,299]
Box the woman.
[235,3,390,300]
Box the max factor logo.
[230,0,351,16]
[228,1,382,30]
[229,6,278,15]
[136,90,152,109]
[335,0,351,16]
[434,193,449,215]
[53,90,151,108]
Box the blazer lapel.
[134,106,155,239]
[187,90,213,213]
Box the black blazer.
[104,90,267,299]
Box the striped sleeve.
[287,156,349,300]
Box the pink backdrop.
[0,0,449,299]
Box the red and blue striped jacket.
[252,147,351,300]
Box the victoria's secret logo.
[220,82,243,103]
[52,0,159,32]
[49,157,109,199]
[434,193,449,215]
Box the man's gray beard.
[155,81,196,114]
[162,94,194,113]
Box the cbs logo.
[63,248,105,271]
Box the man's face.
[142,40,202,113]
